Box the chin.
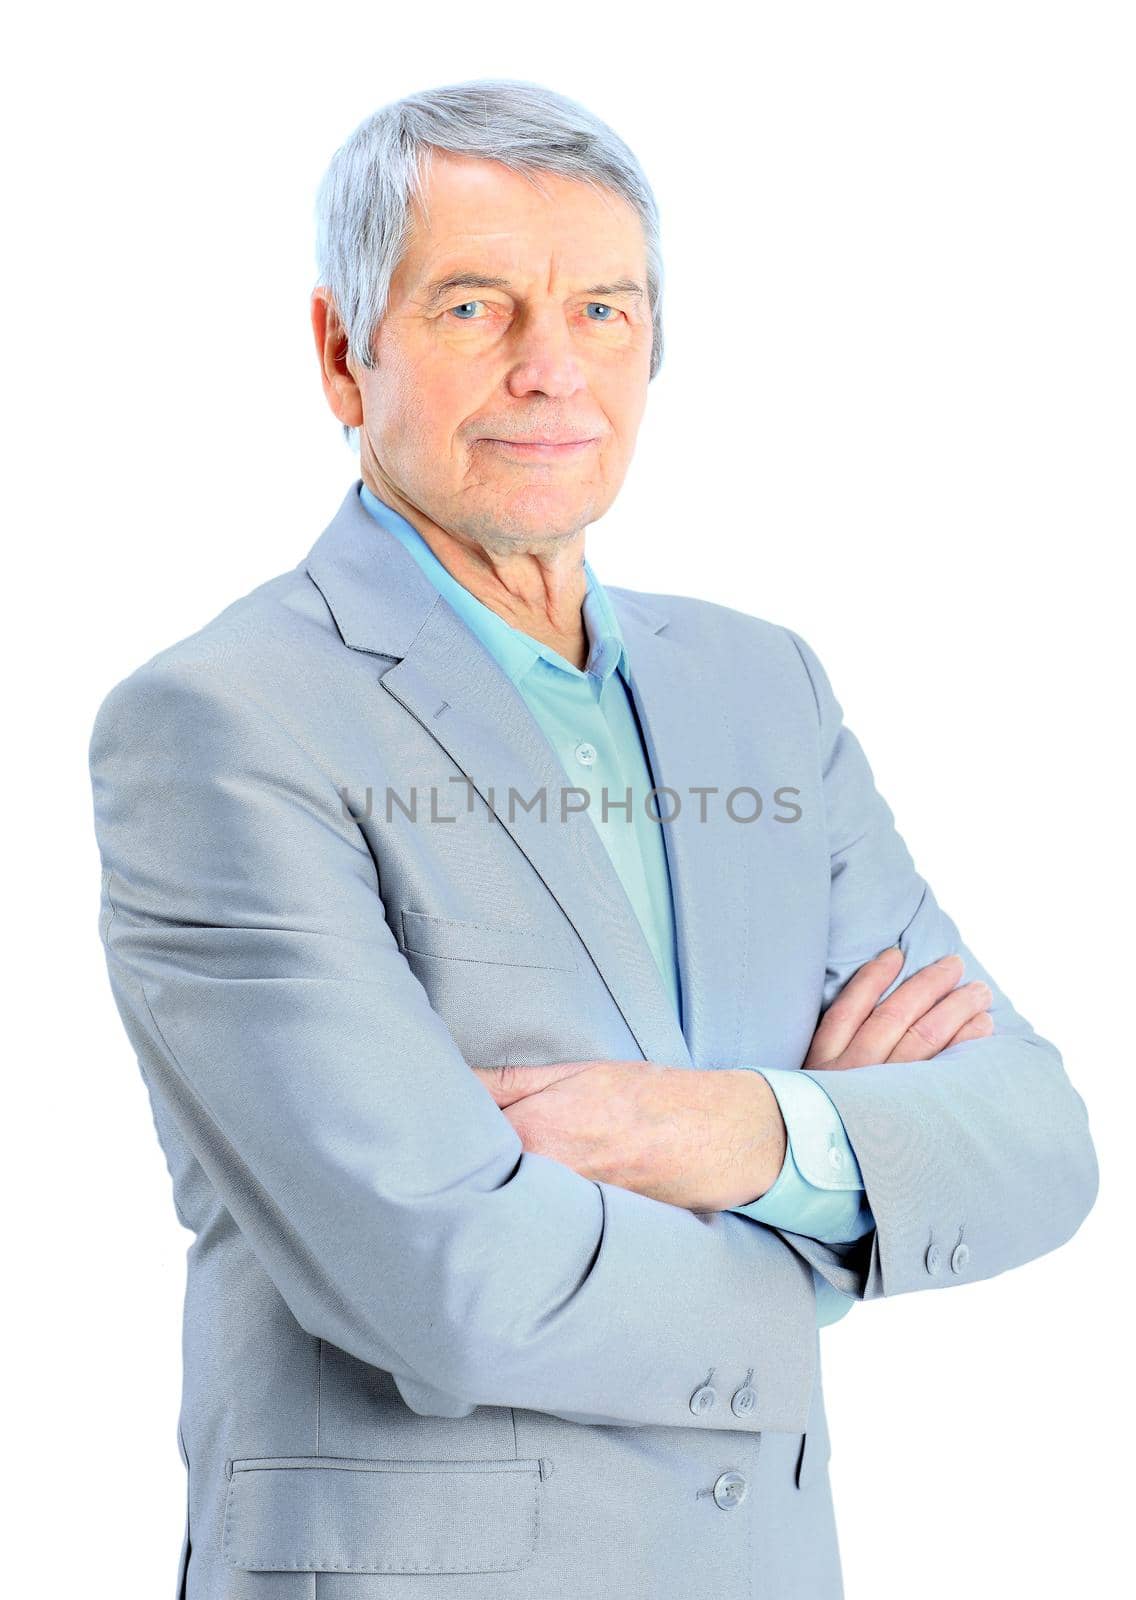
[498,492,598,533]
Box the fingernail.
[876,944,902,959]
[935,954,962,968]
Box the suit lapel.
[612,609,749,1075]
[305,482,748,1073]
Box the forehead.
[400,151,645,283]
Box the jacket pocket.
[221,1455,544,1573]
[795,1377,833,1490]
[176,1420,191,1598]
[400,909,578,972]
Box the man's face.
[339,152,653,551]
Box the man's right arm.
[89,660,820,1434]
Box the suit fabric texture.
[88,480,1099,1599]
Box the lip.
[481,437,598,459]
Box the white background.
[3,3,1131,1595]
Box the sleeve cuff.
[727,1067,876,1245]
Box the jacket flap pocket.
[223,1456,543,1573]
[400,910,578,971]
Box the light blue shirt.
[359,483,873,1326]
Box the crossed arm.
[472,947,999,1211]
[88,630,1098,1435]
[471,945,999,1325]
[472,622,1097,1318]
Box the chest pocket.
[397,910,593,1067]
[399,910,580,972]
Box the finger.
[884,980,993,1062]
[943,1009,995,1048]
[834,953,968,1069]
[802,946,905,1067]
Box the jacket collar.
[306,480,670,659]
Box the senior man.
[89,79,1098,1600]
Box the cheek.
[595,373,648,443]
[594,427,633,480]
[419,374,491,463]
[370,340,469,450]
[377,387,465,477]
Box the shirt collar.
[358,482,628,690]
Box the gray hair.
[313,78,665,449]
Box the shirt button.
[827,1145,844,1170]
[950,1242,970,1273]
[925,1243,943,1274]
[713,1471,748,1510]
[731,1384,757,1417]
[689,1384,717,1416]
[574,740,597,767]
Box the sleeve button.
[950,1242,970,1273]
[925,1242,943,1274]
[689,1384,717,1415]
[731,1384,757,1417]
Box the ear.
[310,287,364,429]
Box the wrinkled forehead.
[395,152,647,299]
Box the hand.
[803,947,994,1072]
[471,1058,785,1212]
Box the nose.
[504,306,588,402]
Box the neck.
[362,471,590,667]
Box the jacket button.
[925,1243,943,1274]
[731,1384,757,1417]
[950,1242,970,1273]
[689,1384,717,1416]
[713,1471,748,1509]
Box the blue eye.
[446,300,620,322]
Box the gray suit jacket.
[88,480,1098,1599]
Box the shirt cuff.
[727,1066,876,1245]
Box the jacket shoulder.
[89,558,346,734]
[607,583,819,677]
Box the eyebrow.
[419,272,646,310]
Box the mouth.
[480,437,598,460]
